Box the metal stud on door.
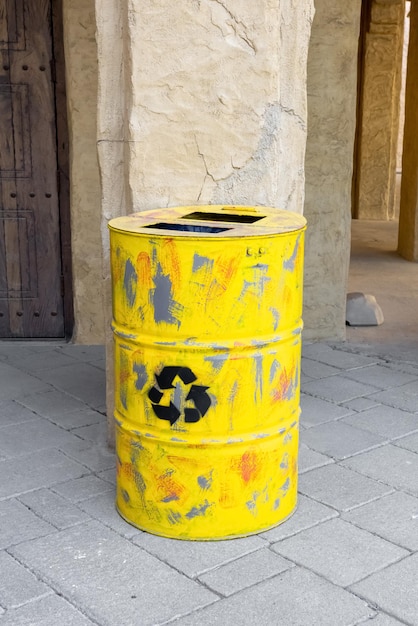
[109,205,306,540]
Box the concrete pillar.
[398,0,418,261]
[354,0,405,220]
[303,0,362,340]
[96,0,315,444]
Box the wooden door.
[0,0,65,337]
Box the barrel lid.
[108,205,306,238]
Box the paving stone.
[10,520,217,626]
[59,344,105,362]
[300,393,354,428]
[300,421,386,460]
[362,613,406,625]
[382,360,418,378]
[0,450,87,499]
[78,491,142,539]
[0,362,51,401]
[350,553,418,625]
[71,421,108,444]
[0,419,81,458]
[173,567,375,626]
[272,518,407,587]
[96,468,116,486]
[301,343,378,369]
[260,493,338,542]
[393,431,418,453]
[33,363,105,409]
[341,445,418,497]
[0,344,35,363]
[7,350,77,373]
[52,475,113,503]
[48,408,104,430]
[341,396,382,412]
[0,550,51,608]
[369,382,418,413]
[198,547,293,597]
[18,389,87,418]
[60,438,115,472]
[18,489,90,530]
[0,401,38,428]
[298,442,334,474]
[342,491,418,551]
[344,364,418,390]
[132,531,267,578]
[0,594,95,625]
[300,357,341,380]
[299,463,393,511]
[302,376,378,404]
[342,405,418,440]
[0,499,54,549]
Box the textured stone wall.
[303,0,362,339]
[63,0,104,343]
[355,0,405,220]
[125,1,314,214]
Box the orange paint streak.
[239,450,259,483]
[219,256,239,285]
[119,367,130,385]
[271,368,294,402]
[136,251,153,290]
[161,239,182,291]
[155,471,186,501]
[120,462,135,480]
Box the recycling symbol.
[148,366,211,426]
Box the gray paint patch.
[133,363,148,391]
[283,236,300,271]
[193,253,214,273]
[152,263,183,326]
[123,259,137,307]
[185,500,211,519]
[197,471,213,490]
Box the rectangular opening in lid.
[144,222,231,233]
[181,211,265,223]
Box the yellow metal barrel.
[108,205,306,540]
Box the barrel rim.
[108,205,307,238]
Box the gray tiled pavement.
[0,341,418,625]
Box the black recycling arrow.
[148,367,211,427]
[156,366,197,389]
[152,402,181,426]
[186,385,211,417]
[148,387,163,403]
[184,408,200,423]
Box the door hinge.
[60,275,65,297]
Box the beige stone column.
[62,0,104,343]
[398,0,418,261]
[303,1,362,339]
[126,1,314,213]
[96,0,315,444]
[354,0,405,220]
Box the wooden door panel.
[0,0,64,337]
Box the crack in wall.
[206,0,257,55]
